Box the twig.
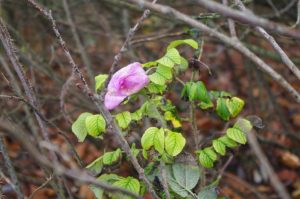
[218,155,233,179]
[235,0,300,81]
[62,0,94,82]
[292,0,300,28]
[222,0,237,38]
[25,1,159,198]
[28,175,53,199]
[195,0,300,40]
[126,0,300,103]
[266,0,280,17]
[0,136,24,199]
[0,17,52,145]
[60,74,75,125]
[0,17,67,198]
[102,0,158,94]
[0,120,142,199]
[0,94,84,167]
[247,131,291,199]
[131,31,186,45]
[151,104,170,199]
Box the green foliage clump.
[71,38,257,199]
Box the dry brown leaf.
[279,151,300,169]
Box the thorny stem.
[190,40,206,188]
[25,1,160,198]
[151,104,170,199]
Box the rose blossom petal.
[107,62,149,93]
[105,62,149,110]
[107,62,137,92]
[104,91,127,110]
[121,67,149,95]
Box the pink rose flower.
[104,62,149,110]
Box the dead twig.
[292,0,300,28]
[126,0,300,104]
[235,0,300,81]
[195,0,300,40]
[62,0,94,82]
[0,120,142,199]
[25,1,159,198]
[101,0,158,96]
[130,31,186,45]
[247,131,291,199]
[28,175,53,199]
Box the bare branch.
[0,17,52,143]
[62,0,94,82]
[234,0,300,81]
[25,1,159,198]
[293,0,300,28]
[0,120,142,199]
[126,0,300,103]
[247,131,291,199]
[195,0,300,40]
[102,0,158,95]
[222,0,237,38]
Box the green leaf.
[188,82,198,101]
[131,109,143,121]
[141,127,165,154]
[179,56,189,71]
[142,61,157,68]
[218,135,238,148]
[172,163,201,190]
[226,128,247,144]
[226,97,245,117]
[199,101,214,109]
[113,177,140,199]
[210,91,232,98]
[234,118,253,133]
[157,65,173,79]
[165,131,186,156]
[90,185,104,199]
[197,187,218,199]
[157,48,181,67]
[141,127,158,150]
[196,81,211,103]
[147,82,166,94]
[91,174,123,199]
[103,148,122,165]
[212,140,226,156]
[71,112,92,142]
[85,114,106,137]
[115,111,131,129]
[86,156,103,175]
[149,65,172,85]
[167,39,198,50]
[142,149,148,159]
[153,128,165,154]
[166,165,189,198]
[181,82,192,101]
[198,148,217,168]
[143,101,161,120]
[95,74,108,92]
[216,98,231,121]
[204,147,217,161]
